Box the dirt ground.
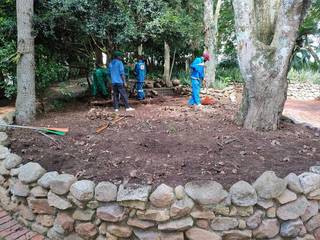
[9,96,320,188]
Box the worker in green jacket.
[91,63,109,98]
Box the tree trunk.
[163,41,172,87]
[16,0,36,124]
[233,0,311,131]
[138,44,143,55]
[94,46,103,66]
[204,0,222,88]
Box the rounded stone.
[37,171,59,189]
[11,181,29,197]
[0,132,9,146]
[95,181,117,202]
[18,162,46,183]
[4,153,22,170]
[150,184,175,208]
[0,145,10,160]
[229,181,257,206]
[70,180,95,202]
[175,185,185,200]
[50,174,76,195]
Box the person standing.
[92,63,109,98]
[109,51,134,112]
[188,52,210,106]
[134,55,147,100]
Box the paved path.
[0,209,43,240]
[284,99,320,130]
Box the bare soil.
[9,97,320,188]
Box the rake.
[0,124,69,136]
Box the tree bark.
[233,0,311,131]
[16,0,36,124]
[204,0,222,87]
[138,44,143,56]
[163,41,172,87]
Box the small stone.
[28,199,55,215]
[229,181,257,206]
[149,184,175,208]
[211,217,238,231]
[11,181,29,197]
[161,232,184,240]
[170,196,194,219]
[48,191,73,210]
[301,200,318,222]
[299,172,320,194]
[310,166,320,174]
[117,184,151,202]
[87,200,99,209]
[223,230,252,240]
[73,209,95,221]
[75,223,98,239]
[67,193,85,209]
[64,234,85,240]
[18,162,46,183]
[253,171,287,199]
[36,215,55,227]
[190,207,215,219]
[196,219,209,229]
[97,203,126,222]
[253,219,280,239]
[175,185,185,200]
[53,212,74,234]
[305,214,320,233]
[95,181,117,202]
[0,161,10,175]
[0,132,9,146]
[158,217,193,231]
[267,207,277,218]
[257,198,274,209]
[127,217,155,229]
[133,230,159,240]
[18,204,35,221]
[70,180,95,202]
[31,222,48,235]
[0,146,10,160]
[276,189,297,204]
[234,206,254,217]
[47,228,64,240]
[37,171,59,189]
[10,168,19,177]
[4,153,22,169]
[50,174,76,195]
[307,189,320,200]
[30,186,48,198]
[106,224,132,238]
[246,210,264,229]
[280,219,304,238]
[137,208,170,222]
[238,220,247,230]
[212,204,230,216]
[185,181,228,205]
[185,227,221,240]
[277,196,309,220]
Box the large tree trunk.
[163,41,172,87]
[204,0,222,88]
[16,0,36,124]
[233,0,311,131]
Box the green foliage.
[177,71,190,86]
[288,69,320,85]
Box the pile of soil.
[9,97,320,188]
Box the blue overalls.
[134,60,146,100]
[188,57,205,106]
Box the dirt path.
[284,99,320,130]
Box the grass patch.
[288,69,320,85]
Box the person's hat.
[114,51,124,57]
[203,52,210,61]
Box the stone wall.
[1,130,320,239]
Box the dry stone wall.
[0,118,320,239]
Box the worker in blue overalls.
[188,52,210,106]
[134,55,147,100]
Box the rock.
[253,219,280,239]
[150,184,175,208]
[48,191,73,210]
[0,145,10,160]
[106,225,132,238]
[127,218,155,229]
[18,204,35,221]
[37,171,59,189]
[70,180,95,202]
[307,189,320,200]
[75,223,98,239]
[294,234,316,240]
[285,173,304,193]
[18,162,46,183]
[95,181,117,202]
[30,186,48,198]
[223,230,252,240]
[211,217,238,231]
[310,166,320,174]
[196,219,209,229]
[47,228,65,240]
[36,215,55,227]
[11,181,29,197]
[257,198,274,209]
[186,227,221,240]
[0,132,9,146]
[137,208,170,222]
[185,181,228,205]
[172,79,180,86]
[31,222,48,235]
[50,174,76,195]
[277,196,309,220]
[276,189,297,204]
[253,171,287,199]
[175,185,185,200]
[4,153,22,169]
[87,200,99,209]
[229,181,257,207]
[96,203,126,222]
[212,204,230,216]
[190,207,215,219]
[0,175,4,185]
[246,210,264,229]
[53,212,74,234]
[64,234,85,240]
[230,206,253,217]
[238,220,247,230]
[267,207,276,218]
[301,200,318,222]
[158,217,193,231]
[10,168,19,177]
[0,161,9,175]
[67,193,86,209]
[280,219,304,238]
[133,230,159,240]
[117,183,151,202]
[28,199,55,215]
[305,214,320,233]
[299,172,320,194]
[72,209,95,221]
[160,232,185,240]
[170,196,194,219]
